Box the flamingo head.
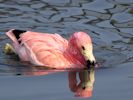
[71,32,96,68]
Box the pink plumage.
[6,29,96,69]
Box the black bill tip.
[86,60,96,68]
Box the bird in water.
[5,29,96,69]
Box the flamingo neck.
[65,37,86,66]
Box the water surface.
[0,0,133,99]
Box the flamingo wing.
[20,31,70,68]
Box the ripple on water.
[108,5,128,14]
[111,12,133,23]
[82,0,114,13]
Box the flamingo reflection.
[11,64,95,98]
[68,66,95,98]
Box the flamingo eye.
[81,46,85,50]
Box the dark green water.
[0,0,133,99]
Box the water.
[0,0,133,99]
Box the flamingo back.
[20,31,70,68]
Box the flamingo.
[5,29,96,69]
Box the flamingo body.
[6,29,95,69]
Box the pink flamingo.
[6,29,96,69]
